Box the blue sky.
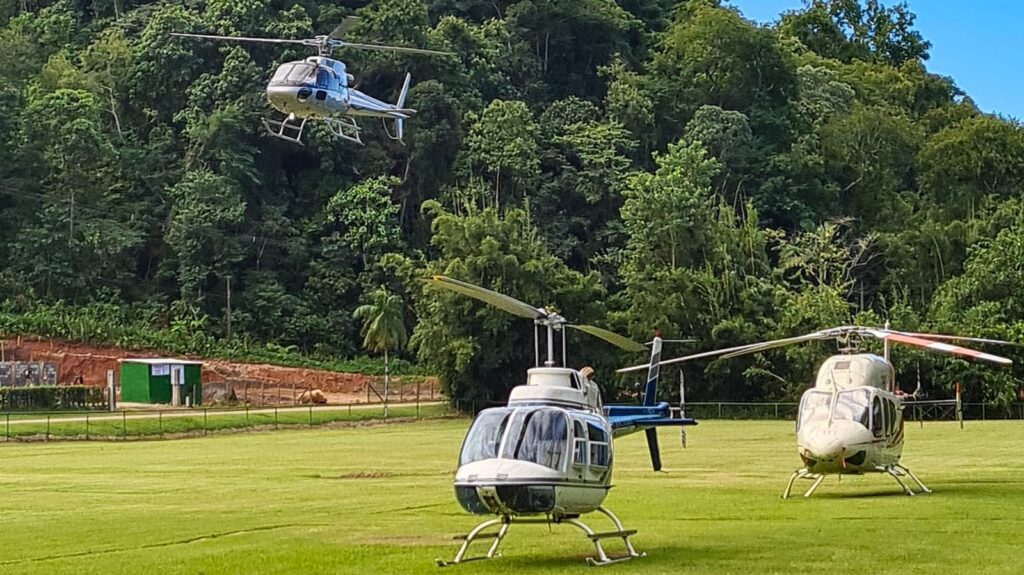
[727,1,1024,120]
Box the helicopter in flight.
[170,24,452,145]
[620,325,1014,498]
[426,276,697,566]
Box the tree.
[462,99,539,208]
[648,3,797,145]
[326,176,403,267]
[354,287,408,414]
[781,0,930,65]
[410,201,607,405]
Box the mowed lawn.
[1,419,1022,574]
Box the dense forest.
[2,0,1023,406]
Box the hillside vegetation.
[1,0,1022,404]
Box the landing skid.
[262,114,363,145]
[263,114,307,144]
[783,465,932,499]
[878,464,932,496]
[324,115,362,144]
[436,506,644,567]
[782,468,825,499]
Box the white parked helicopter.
[426,276,697,566]
[170,24,451,144]
[619,325,1014,498]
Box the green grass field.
[1,404,449,440]
[1,419,1022,574]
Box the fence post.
[774,403,779,418]
[308,405,313,426]
[275,406,279,429]
[204,408,208,435]
[246,404,250,423]
[85,413,89,440]
[122,410,127,438]
[982,403,986,420]
[718,403,722,418]
[159,410,163,435]
[5,413,8,441]
[46,415,50,442]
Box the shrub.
[0,386,107,411]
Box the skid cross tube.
[436,506,644,567]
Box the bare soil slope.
[1,338,437,403]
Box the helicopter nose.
[799,421,873,471]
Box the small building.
[119,358,203,406]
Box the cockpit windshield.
[269,63,317,86]
[459,407,513,466]
[833,389,871,427]
[798,390,832,429]
[502,408,569,470]
[458,407,570,471]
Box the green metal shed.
[119,358,203,405]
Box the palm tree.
[353,288,407,415]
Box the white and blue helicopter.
[426,276,697,566]
[170,24,451,145]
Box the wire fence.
[448,398,1024,421]
[0,400,454,442]
[678,401,1024,421]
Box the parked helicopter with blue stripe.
[170,23,451,145]
[425,276,696,566]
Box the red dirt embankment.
[0,338,437,399]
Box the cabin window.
[871,396,884,437]
[315,68,333,89]
[501,408,568,470]
[572,420,587,465]
[587,421,611,467]
[833,389,870,427]
[458,407,513,466]
[885,399,897,436]
[798,390,831,430]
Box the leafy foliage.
[2,0,1022,405]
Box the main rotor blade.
[865,330,1013,365]
[718,329,843,359]
[426,276,547,320]
[886,330,1020,347]
[617,327,850,373]
[568,325,646,353]
[333,40,454,56]
[169,32,309,46]
[617,341,766,373]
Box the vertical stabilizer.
[394,72,411,141]
[642,336,662,406]
[644,335,662,470]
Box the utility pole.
[226,276,233,340]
